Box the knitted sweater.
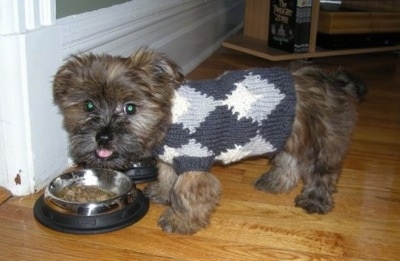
[154,68,296,174]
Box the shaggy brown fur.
[53,48,184,169]
[53,48,366,234]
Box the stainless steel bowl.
[34,169,149,234]
[44,169,137,216]
[33,169,149,234]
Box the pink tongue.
[96,149,113,158]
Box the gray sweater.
[154,67,296,174]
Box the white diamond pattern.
[172,85,220,134]
[222,73,285,123]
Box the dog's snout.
[96,130,113,145]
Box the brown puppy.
[53,48,366,234]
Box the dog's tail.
[330,68,367,102]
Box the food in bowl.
[59,183,118,203]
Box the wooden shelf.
[318,10,400,34]
[223,0,400,61]
[223,34,400,62]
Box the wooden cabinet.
[222,0,400,61]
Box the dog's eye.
[84,100,95,112]
[124,103,136,115]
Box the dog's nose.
[96,130,113,145]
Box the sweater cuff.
[173,156,214,175]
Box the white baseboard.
[57,0,244,74]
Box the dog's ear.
[53,54,96,108]
[53,54,83,108]
[127,47,185,88]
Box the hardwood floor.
[0,48,399,261]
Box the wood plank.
[318,11,400,34]
[308,0,320,52]
[223,34,400,61]
[0,187,11,205]
[243,0,270,41]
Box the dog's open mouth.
[96,149,114,159]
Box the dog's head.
[53,48,184,169]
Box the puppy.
[53,48,366,234]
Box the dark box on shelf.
[317,32,400,50]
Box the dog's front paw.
[158,208,207,234]
[143,182,170,205]
[295,190,333,214]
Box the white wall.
[0,0,244,195]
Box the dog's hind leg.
[253,151,301,194]
[294,160,341,214]
[288,68,357,214]
[254,125,341,214]
[158,171,221,234]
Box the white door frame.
[0,0,67,195]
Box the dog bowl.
[122,157,159,183]
[33,169,149,234]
